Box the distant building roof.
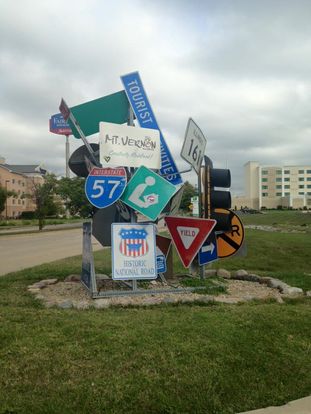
[0,164,46,175]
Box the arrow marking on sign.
[202,242,215,254]
[177,226,199,249]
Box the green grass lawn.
[0,211,310,413]
[0,217,83,228]
[239,210,311,232]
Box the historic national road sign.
[216,209,245,258]
[198,232,218,265]
[121,166,177,221]
[164,216,216,268]
[99,121,160,169]
[111,223,157,280]
[181,118,206,174]
[85,167,127,209]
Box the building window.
[284,170,290,174]
[308,192,311,196]
[307,177,311,181]
[276,170,282,174]
[307,185,311,189]
[284,178,290,182]
[18,180,21,185]
[299,170,304,174]
[299,185,305,188]
[284,192,290,196]
[22,200,25,205]
[299,192,304,195]
[284,185,290,189]
[12,179,15,184]
[276,192,282,196]
[22,182,25,187]
[299,177,304,181]
[262,193,268,197]
[262,178,268,182]
[276,185,282,189]
[262,170,268,175]
[18,199,21,205]
[262,185,268,189]
[12,199,15,204]
[307,170,311,174]
[276,178,282,182]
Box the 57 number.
[91,179,120,199]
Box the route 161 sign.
[181,118,207,174]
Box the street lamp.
[5,180,10,221]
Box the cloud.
[1,0,311,196]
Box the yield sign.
[164,216,216,268]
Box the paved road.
[0,229,103,276]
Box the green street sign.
[121,166,177,221]
[68,90,129,139]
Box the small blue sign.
[121,72,182,186]
[49,113,72,135]
[156,250,166,274]
[198,233,218,265]
[85,167,127,209]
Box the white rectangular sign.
[181,118,207,174]
[99,122,161,169]
[111,223,157,280]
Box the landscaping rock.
[29,281,47,289]
[28,288,41,293]
[217,269,231,279]
[41,279,58,285]
[58,300,73,309]
[204,269,217,278]
[306,291,311,297]
[267,278,289,292]
[233,269,248,278]
[282,286,304,296]
[64,274,80,283]
[258,277,271,285]
[93,299,110,309]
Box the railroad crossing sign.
[198,232,218,265]
[181,118,207,174]
[121,166,177,221]
[216,209,245,258]
[164,216,216,268]
[85,167,127,209]
[111,223,157,280]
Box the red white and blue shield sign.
[119,228,149,257]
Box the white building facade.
[232,161,311,210]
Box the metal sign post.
[59,98,99,167]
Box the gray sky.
[1,0,311,194]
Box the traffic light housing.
[202,156,232,231]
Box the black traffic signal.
[202,156,232,231]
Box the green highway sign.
[68,90,129,138]
[121,166,177,221]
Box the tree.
[56,177,93,218]
[0,185,17,219]
[28,174,59,230]
[180,181,197,211]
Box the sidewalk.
[239,396,311,413]
[0,222,83,235]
